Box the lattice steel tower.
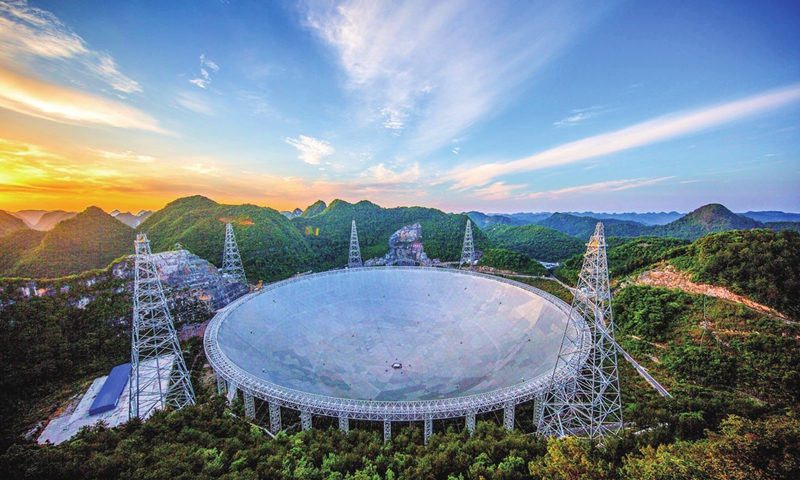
[348,220,363,268]
[538,222,623,438]
[222,223,247,285]
[459,219,475,270]
[130,234,195,420]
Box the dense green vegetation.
[0,276,131,452]
[300,200,328,218]
[140,196,315,282]
[0,229,46,273]
[556,236,690,284]
[6,207,136,278]
[292,199,490,270]
[537,213,645,240]
[672,229,800,318]
[0,211,27,235]
[485,224,585,262]
[477,249,549,276]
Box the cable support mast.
[348,220,363,268]
[222,223,247,285]
[538,222,623,438]
[459,219,475,270]
[129,234,195,420]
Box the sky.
[0,0,798,214]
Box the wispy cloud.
[519,177,674,200]
[175,91,213,115]
[0,0,141,93]
[285,135,335,165]
[89,149,156,163]
[182,163,221,176]
[190,53,219,89]
[0,66,165,132]
[448,85,800,189]
[474,181,527,200]
[679,179,701,184]
[303,0,605,153]
[361,163,420,184]
[553,106,606,127]
[380,107,406,134]
[452,146,460,155]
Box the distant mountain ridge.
[110,209,153,228]
[534,204,798,241]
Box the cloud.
[679,180,701,184]
[0,66,165,132]
[0,0,141,93]
[380,108,406,134]
[190,54,218,88]
[200,54,218,73]
[553,106,606,127]
[519,177,674,200]
[175,91,213,115]
[89,149,156,163]
[303,0,605,153]
[361,163,420,184]
[474,181,527,200]
[452,146,460,155]
[182,163,221,176]
[285,135,335,165]
[448,85,800,189]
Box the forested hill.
[672,228,800,318]
[138,196,314,282]
[484,224,585,262]
[292,199,490,270]
[648,203,763,240]
[4,207,135,278]
[537,212,645,240]
[556,228,800,319]
[0,211,27,236]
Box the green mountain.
[0,229,46,273]
[484,224,585,262]
[292,199,490,270]
[300,200,327,218]
[649,203,763,240]
[8,207,136,278]
[477,248,549,275]
[0,211,27,236]
[537,212,645,240]
[138,196,314,282]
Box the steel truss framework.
[459,220,475,269]
[130,234,195,420]
[538,222,623,438]
[348,220,363,268]
[222,223,247,285]
[206,267,591,434]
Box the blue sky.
[0,0,798,213]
